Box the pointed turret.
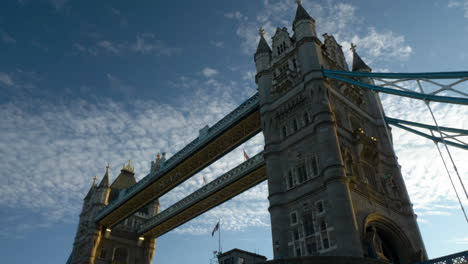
[351,43,371,72]
[293,0,315,25]
[255,28,272,74]
[98,164,110,188]
[292,0,317,43]
[255,28,272,55]
[84,179,96,201]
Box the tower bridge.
[67,2,468,264]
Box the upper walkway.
[95,93,261,227]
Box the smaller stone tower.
[70,158,161,264]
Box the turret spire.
[84,180,96,200]
[293,0,314,25]
[351,43,371,72]
[255,27,272,55]
[122,160,135,173]
[98,164,110,188]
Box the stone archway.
[363,214,417,264]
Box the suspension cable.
[415,80,468,223]
[416,80,468,201]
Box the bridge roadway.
[137,152,266,238]
[95,93,261,227]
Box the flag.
[243,149,250,160]
[203,175,208,185]
[211,221,220,236]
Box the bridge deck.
[138,153,266,238]
[95,93,261,227]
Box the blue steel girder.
[384,116,468,151]
[323,70,468,105]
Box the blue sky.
[0,0,467,263]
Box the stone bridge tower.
[69,158,161,264]
[255,2,426,263]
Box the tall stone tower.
[255,2,426,263]
[69,158,161,264]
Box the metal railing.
[95,93,260,221]
[415,250,468,264]
[138,152,265,235]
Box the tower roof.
[121,160,134,173]
[255,28,272,55]
[351,43,371,72]
[293,0,315,25]
[98,164,110,188]
[84,181,96,200]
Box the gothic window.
[316,200,324,213]
[320,220,327,231]
[282,126,287,138]
[310,156,319,176]
[293,58,297,69]
[306,238,317,255]
[296,247,302,257]
[293,119,298,132]
[304,112,310,125]
[287,170,294,189]
[303,212,314,236]
[290,211,298,225]
[297,164,307,183]
[293,228,300,240]
[323,238,330,249]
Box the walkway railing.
[138,152,265,235]
[415,250,468,264]
[95,93,260,222]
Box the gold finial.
[156,153,161,160]
[92,176,97,185]
[350,43,357,52]
[105,163,110,174]
[122,160,134,173]
[259,27,265,37]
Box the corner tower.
[69,160,161,264]
[255,1,426,263]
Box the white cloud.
[210,41,224,48]
[225,11,246,21]
[106,73,135,96]
[450,236,468,244]
[76,34,180,57]
[0,73,258,238]
[50,0,69,11]
[1,30,16,44]
[226,0,413,68]
[201,67,219,78]
[0,72,14,86]
[98,40,120,54]
[131,33,180,56]
[448,0,468,18]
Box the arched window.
[293,119,298,132]
[323,238,330,249]
[304,112,310,124]
[282,126,287,138]
[320,220,327,231]
[288,170,294,189]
